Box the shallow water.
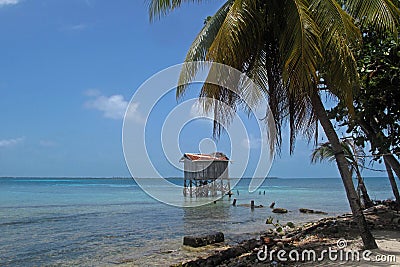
[0,177,395,266]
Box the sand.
[299,230,400,266]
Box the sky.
[0,0,385,178]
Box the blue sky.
[0,0,383,178]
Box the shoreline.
[172,203,400,266]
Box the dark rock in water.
[269,202,276,208]
[272,208,288,214]
[183,232,224,247]
[299,208,328,215]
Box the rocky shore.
[173,202,400,267]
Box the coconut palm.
[383,156,400,209]
[149,0,399,249]
[311,139,374,208]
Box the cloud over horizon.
[84,90,143,122]
[63,23,90,32]
[242,133,269,150]
[0,137,24,148]
[0,0,19,6]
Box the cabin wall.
[183,159,230,197]
[183,161,228,180]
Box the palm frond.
[177,0,234,98]
[196,0,266,136]
[311,142,336,163]
[278,0,322,151]
[311,139,367,174]
[311,0,361,115]
[279,0,321,94]
[206,0,264,68]
[345,0,400,36]
[148,0,206,21]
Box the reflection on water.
[183,202,232,235]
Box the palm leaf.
[177,0,234,98]
[278,0,322,151]
[311,139,367,174]
[345,0,400,36]
[279,0,321,93]
[194,0,266,136]
[148,0,207,21]
[311,0,361,115]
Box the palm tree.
[383,155,400,209]
[149,0,399,249]
[311,139,374,208]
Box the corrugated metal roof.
[181,152,229,162]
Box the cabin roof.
[180,152,229,162]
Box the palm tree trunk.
[358,121,400,181]
[354,167,374,208]
[311,93,378,249]
[384,154,400,181]
[384,155,400,209]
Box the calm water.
[0,177,395,266]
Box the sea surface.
[0,177,395,266]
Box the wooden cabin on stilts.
[180,152,230,198]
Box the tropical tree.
[311,139,374,208]
[329,24,400,180]
[383,156,400,209]
[327,23,400,204]
[148,0,399,249]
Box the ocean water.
[0,177,395,266]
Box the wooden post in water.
[251,200,255,210]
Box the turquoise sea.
[0,177,395,266]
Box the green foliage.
[266,216,295,233]
[286,221,295,228]
[328,25,400,157]
[311,139,366,172]
[266,216,274,225]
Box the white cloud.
[64,23,89,32]
[84,89,101,97]
[125,101,145,124]
[0,137,24,148]
[84,91,144,122]
[242,132,270,150]
[0,0,19,6]
[39,140,57,147]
